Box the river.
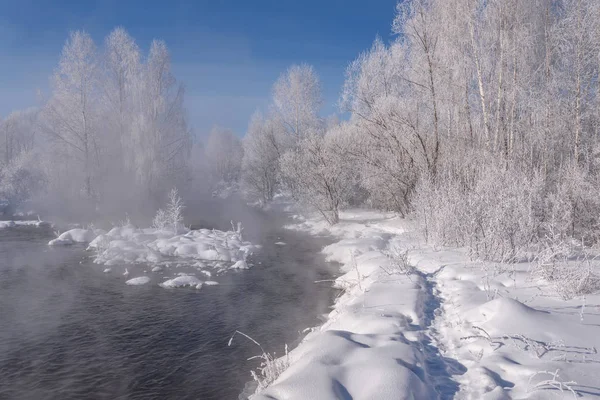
[0,201,338,399]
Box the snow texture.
[48,224,257,269]
[159,275,203,289]
[125,276,151,285]
[48,228,101,245]
[0,220,51,229]
[253,208,600,400]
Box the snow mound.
[49,228,100,245]
[159,275,203,289]
[125,276,151,286]
[86,224,257,267]
[230,260,249,269]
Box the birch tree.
[280,123,358,224]
[131,39,190,195]
[241,112,284,205]
[272,64,323,138]
[204,126,243,185]
[41,31,99,197]
[102,27,141,177]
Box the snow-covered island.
[49,223,256,269]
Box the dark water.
[0,204,338,400]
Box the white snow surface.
[48,224,257,268]
[159,275,203,289]
[125,276,151,285]
[0,220,51,229]
[252,208,600,400]
[48,228,102,245]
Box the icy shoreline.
[250,209,600,400]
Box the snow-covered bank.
[251,209,600,400]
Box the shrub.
[153,188,185,233]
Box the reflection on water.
[0,207,338,400]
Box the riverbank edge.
[252,202,600,400]
[249,205,449,399]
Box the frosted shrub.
[152,208,169,230]
[413,158,543,262]
[153,188,185,233]
[531,248,600,301]
[543,164,600,244]
[0,151,45,208]
[228,330,290,393]
[381,244,415,276]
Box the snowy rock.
[125,276,151,286]
[49,228,97,245]
[230,260,249,269]
[159,275,203,289]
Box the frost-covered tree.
[204,126,243,186]
[280,123,358,224]
[0,109,38,166]
[272,64,323,138]
[241,113,284,205]
[341,39,421,213]
[41,31,100,197]
[102,27,141,178]
[22,28,194,219]
[130,39,190,196]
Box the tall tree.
[241,113,284,204]
[272,64,323,138]
[41,31,99,197]
[102,27,141,176]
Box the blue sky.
[0,0,398,136]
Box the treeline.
[239,0,600,261]
[0,28,195,217]
[4,0,600,262]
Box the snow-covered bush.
[531,244,600,301]
[413,158,544,261]
[543,164,600,245]
[0,151,45,210]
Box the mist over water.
[0,201,339,400]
